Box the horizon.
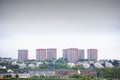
[0,48,119,60]
[0,0,120,60]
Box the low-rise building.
[79,70,97,76]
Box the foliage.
[24,60,36,65]
[29,75,61,80]
[0,62,19,69]
[78,59,89,62]
[13,69,28,73]
[4,74,12,79]
[39,62,70,69]
[96,67,120,79]
[71,64,85,70]
[112,60,119,67]
[15,74,19,78]
[55,58,67,63]
[68,74,95,80]
[0,69,7,73]
[38,58,71,69]
[69,74,82,79]
[8,64,19,69]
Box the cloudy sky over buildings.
[0,0,120,59]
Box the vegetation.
[0,58,120,80]
[15,74,19,79]
[96,67,120,80]
[29,75,62,80]
[68,74,95,80]
[78,59,89,62]
[38,58,71,69]
[39,62,70,69]
[1,67,120,80]
[72,64,85,70]
[38,58,85,70]
[29,75,96,80]
[24,59,36,65]
[0,69,7,73]
[0,62,19,69]
[3,74,12,79]
[112,60,119,67]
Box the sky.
[0,0,120,60]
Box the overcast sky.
[0,0,120,60]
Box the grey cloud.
[0,0,120,37]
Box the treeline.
[68,74,95,80]
[38,58,69,69]
[37,58,84,69]
[29,75,95,80]
[0,62,19,69]
[96,67,120,79]
[29,75,61,80]
[39,62,70,69]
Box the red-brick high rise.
[78,49,85,60]
[63,48,85,63]
[36,49,46,61]
[46,48,57,60]
[18,49,28,62]
[63,49,68,59]
[87,49,98,61]
[63,48,79,63]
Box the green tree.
[69,74,82,79]
[112,60,119,67]
[72,64,84,70]
[96,67,120,79]
[15,74,19,79]
[39,60,70,69]
[5,74,12,79]
[69,74,95,80]
[29,75,61,80]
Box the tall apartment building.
[63,48,85,63]
[18,49,28,62]
[67,48,79,63]
[63,49,68,59]
[78,49,85,60]
[63,48,79,63]
[46,48,57,60]
[87,49,98,61]
[36,49,46,61]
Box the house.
[79,70,97,76]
